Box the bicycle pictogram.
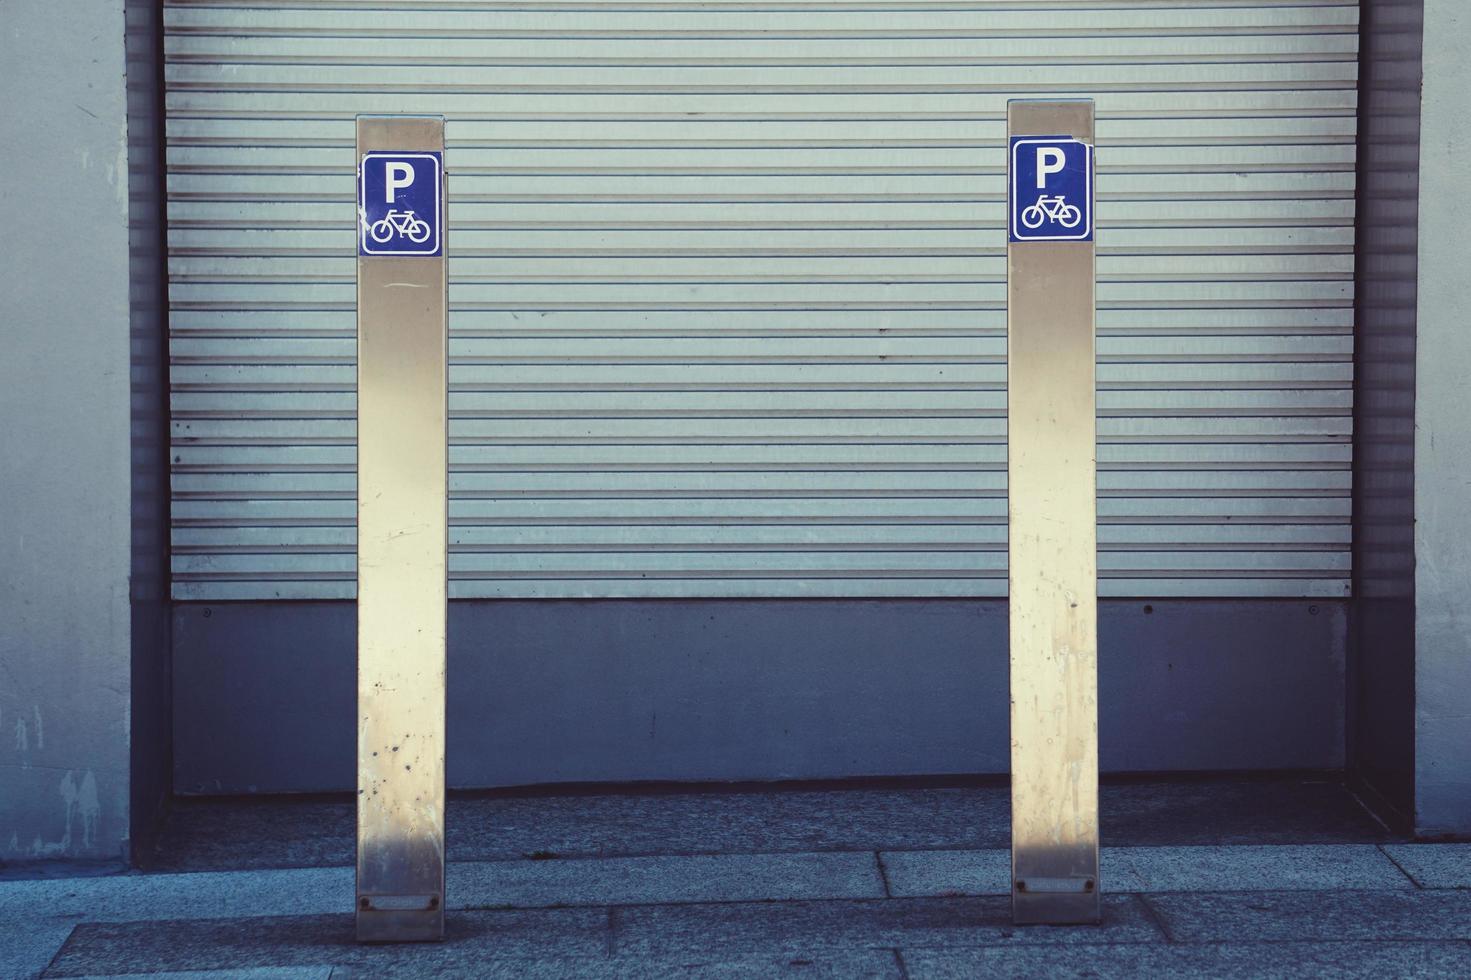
[1019,194,1082,230]
[368,208,431,244]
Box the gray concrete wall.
[0,0,133,861]
[1415,0,1471,837]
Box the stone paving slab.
[902,941,1471,979]
[0,843,1422,937]
[1,919,77,980]
[879,849,1011,897]
[0,852,884,928]
[29,885,1471,979]
[879,844,1413,898]
[610,895,1163,957]
[0,868,353,924]
[40,910,608,977]
[1110,844,1413,892]
[335,952,903,980]
[1145,888,1471,943]
[63,959,901,980]
[36,913,909,980]
[66,965,330,971]
[454,851,884,909]
[1382,843,1471,889]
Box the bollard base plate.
[1012,889,1102,926]
[356,902,445,943]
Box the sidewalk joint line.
[891,946,911,980]
[38,921,78,979]
[875,850,894,898]
[1376,843,1423,889]
[1136,892,1177,943]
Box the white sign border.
[359,151,443,257]
[1010,137,1093,243]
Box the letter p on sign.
[385,162,416,202]
[1035,147,1066,188]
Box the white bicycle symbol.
[1020,194,1082,230]
[368,208,431,244]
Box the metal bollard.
[1006,99,1102,926]
[354,114,448,943]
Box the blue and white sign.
[1009,137,1093,243]
[359,151,442,256]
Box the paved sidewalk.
[3,782,1470,978]
[5,841,1471,977]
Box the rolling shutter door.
[163,0,1358,600]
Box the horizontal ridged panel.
[163,0,1357,599]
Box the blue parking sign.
[359,151,442,256]
[1009,137,1093,243]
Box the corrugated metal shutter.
[163,0,1358,601]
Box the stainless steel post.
[355,114,448,943]
[1006,99,1101,925]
